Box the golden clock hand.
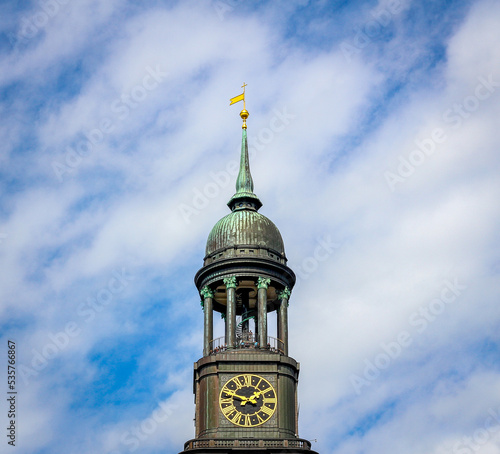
[249,387,272,404]
[245,390,262,405]
[228,393,254,406]
[224,391,242,399]
[224,390,249,403]
[252,389,264,398]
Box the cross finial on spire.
[241,82,247,109]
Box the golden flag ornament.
[230,83,248,129]
[229,92,245,105]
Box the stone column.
[224,276,237,348]
[200,286,214,356]
[257,277,271,348]
[277,287,291,355]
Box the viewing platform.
[183,437,313,451]
[208,335,285,356]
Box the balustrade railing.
[208,335,285,355]
[184,437,312,450]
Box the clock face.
[219,374,277,427]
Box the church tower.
[180,90,318,454]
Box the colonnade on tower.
[199,279,291,357]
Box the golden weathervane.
[230,83,249,129]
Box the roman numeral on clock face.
[222,405,236,416]
[229,412,240,424]
[260,405,274,416]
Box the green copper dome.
[205,209,285,257]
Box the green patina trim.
[200,285,214,300]
[257,277,271,289]
[223,276,237,289]
[221,312,226,320]
[278,286,291,301]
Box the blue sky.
[1,0,500,453]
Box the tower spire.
[228,84,262,211]
[186,95,316,454]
